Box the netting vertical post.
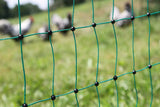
[147,0,153,106]
[18,0,27,105]
[111,0,119,106]
[71,0,79,106]
[91,0,101,106]
[130,0,138,106]
[47,0,56,106]
[48,0,51,30]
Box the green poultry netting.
[0,0,160,107]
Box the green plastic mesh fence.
[0,0,160,107]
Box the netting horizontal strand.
[151,11,160,15]
[99,78,114,84]
[75,25,92,29]
[152,62,160,66]
[28,98,51,106]
[0,36,18,41]
[56,91,74,97]
[78,84,95,91]
[1,11,160,41]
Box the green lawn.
[0,0,160,107]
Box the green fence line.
[71,0,79,107]
[0,0,159,107]
[19,62,160,107]
[130,0,138,106]
[147,0,153,106]
[91,0,100,106]
[18,0,27,105]
[0,11,160,41]
[47,0,56,106]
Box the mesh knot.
[148,65,152,69]
[132,70,136,74]
[74,89,79,93]
[95,81,99,86]
[113,75,118,81]
[22,103,28,107]
[131,16,135,20]
[147,12,150,17]
[111,20,115,24]
[48,30,52,36]
[18,34,24,40]
[92,23,96,27]
[71,26,76,31]
[51,95,56,100]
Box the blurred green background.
[0,0,160,107]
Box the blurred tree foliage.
[0,0,10,19]
[139,0,160,15]
[149,0,160,13]
[10,3,42,17]
[52,0,85,9]
[0,0,42,19]
[63,0,85,6]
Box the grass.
[0,0,160,107]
